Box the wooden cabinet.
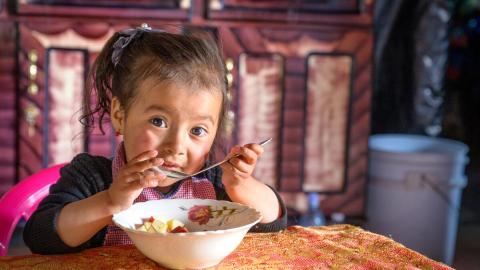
[16,0,190,19]
[208,0,362,20]
[222,23,372,216]
[0,0,373,217]
[0,21,16,194]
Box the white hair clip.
[111,23,163,67]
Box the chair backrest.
[0,163,65,256]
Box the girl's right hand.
[107,150,166,212]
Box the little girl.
[23,25,287,254]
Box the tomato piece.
[171,226,188,233]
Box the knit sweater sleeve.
[23,153,113,254]
[206,167,287,232]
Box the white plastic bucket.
[366,134,468,265]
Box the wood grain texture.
[16,24,119,181]
[218,0,359,11]
[219,26,372,215]
[236,53,284,188]
[46,49,87,165]
[0,22,16,195]
[209,0,369,26]
[303,54,352,192]
[0,1,373,216]
[17,24,47,180]
[17,2,188,20]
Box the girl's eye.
[191,127,207,137]
[150,118,166,128]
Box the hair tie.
[111,24,163,67]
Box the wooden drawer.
[210,0,361,13]
[208,0,365,24]
[15,0,190,20]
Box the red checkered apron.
[103,143,216,246]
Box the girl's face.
[111,78,222,187]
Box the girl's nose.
[162,134,186,155]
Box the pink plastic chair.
[0,163,65,256]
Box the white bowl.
[112,199,262,269]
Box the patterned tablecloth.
[0,225,452,269]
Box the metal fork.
[150,138,272,181]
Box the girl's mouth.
[161,162,181,170]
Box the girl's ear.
[111,97,125,135]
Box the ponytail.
[80,32,120,134]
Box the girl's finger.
[124,157,163,175]
[226,145,240,158]
[139,173,165,188]
[228,157,252,174]
[143,170,155,178]
[130,150,158,163]
[235,146,258,165]
[125,171,145,184]
[141,170,162,187]
[127,170,165,186]
[244,143,264,156]
[127,177,147,190]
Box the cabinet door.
[16,0,190,19]
[17,22,118,179]
[235,53,285,189]
[303,53,353,193]
[219,25,371,215]
[23,0,180,8]
[0,22,16,194]
[208,0,365,24]
[15,21,200,181]
[215,0,360,11]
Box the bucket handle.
[370,173,466,212]
[406,172,466,213]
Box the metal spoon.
[150,138,272,181]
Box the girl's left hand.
[220,143,264,187]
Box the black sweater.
[23,153,287,254]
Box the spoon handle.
[187,137,272,179]
[190,138,272,176]
[153,138,272,180]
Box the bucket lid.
[369,134,469,165]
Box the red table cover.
[0,225,452,269]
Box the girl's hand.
[220,143,264,188]
[107,150,165,212]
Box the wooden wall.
[0,17,17,195]
[0,0,373,218]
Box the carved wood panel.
[16,0,190,19]
[45,48,87,166]
[17,23,119,180]
[18,24,46,180]
[210,0,360,13]
[219,25,371,216]
[303,53,353,192]
[23,0,182,9]
[236,53,284,188]
[208,0,370,26]
[1,0,373,218]
[0,22,16,195]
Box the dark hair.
[80,27,228,153]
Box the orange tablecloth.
[0,225,452,269]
